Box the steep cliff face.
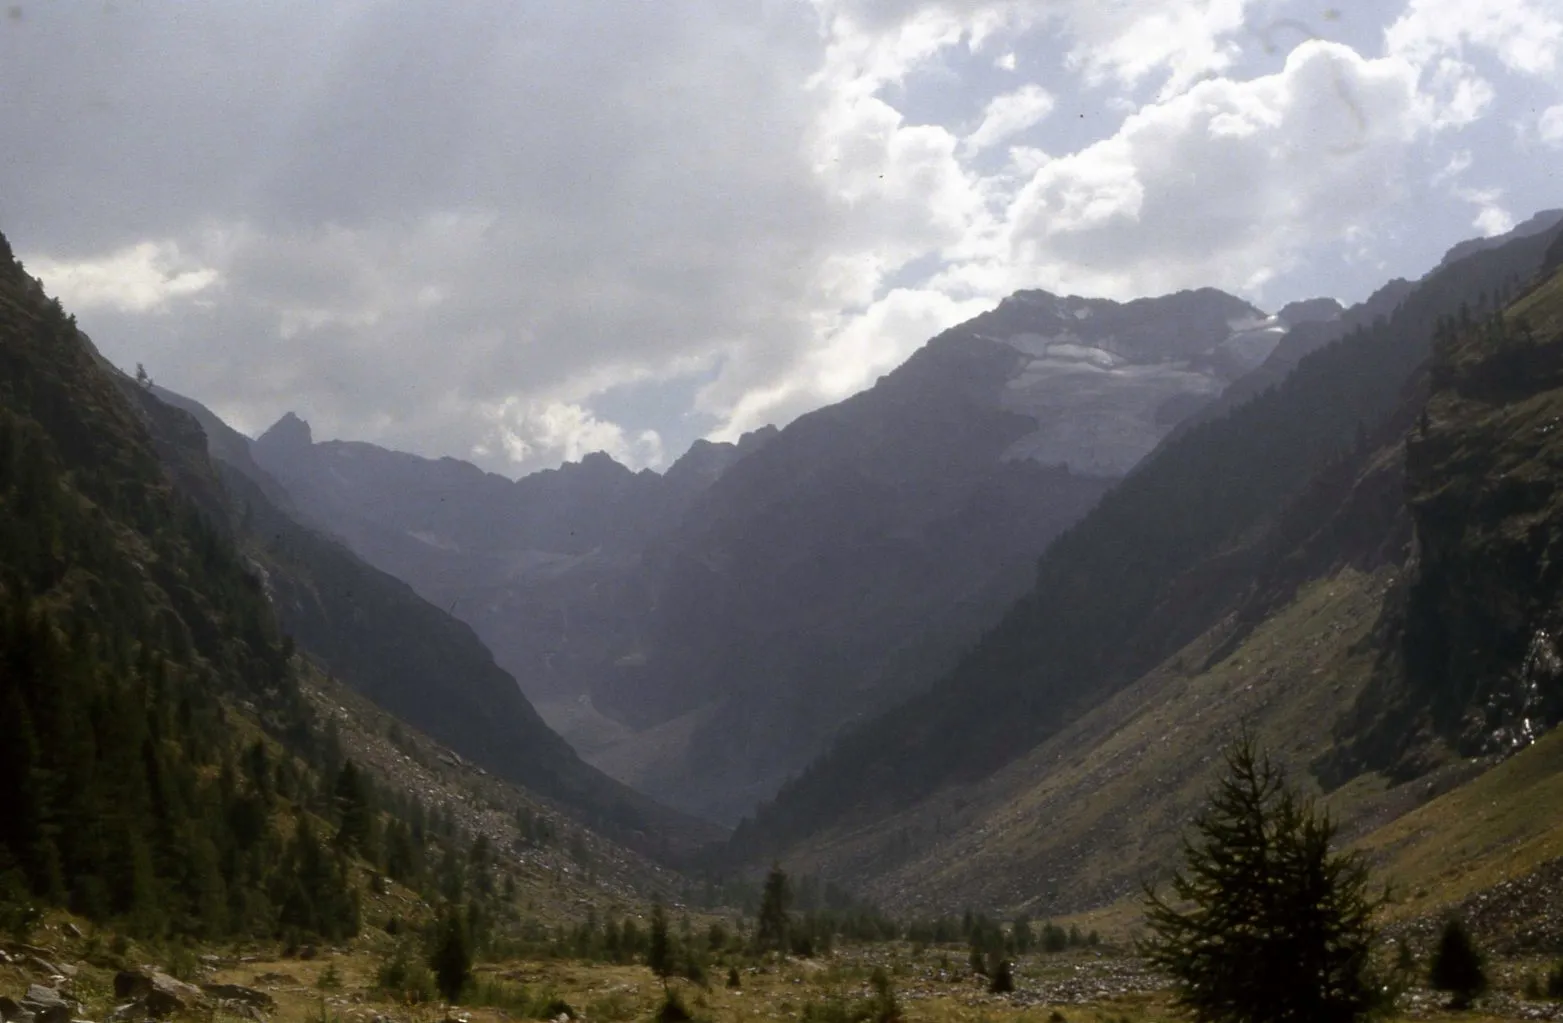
[1334,258,1563,779]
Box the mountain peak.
[256,411,313,451]
[1277,297,1344,327]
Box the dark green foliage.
[1429,917,1486,1008]
[376,939,438,1003]
[656,989,692,1023]
[333,760,374,856]
[756,864,791,953]
[431,907,473,1004]
[0,249,371,941]
[800,968,900,1023]
[1547,960,1563,1000]
[648,902,674,988]
[1142,737,1384,1023]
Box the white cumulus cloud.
[28,242,218,313]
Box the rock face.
[236,285,1330,821]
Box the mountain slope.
[242,285,1311,823]
[151,387,716,855]
[732,213,1563,863]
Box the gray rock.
[199,985,275,1011]
[111,971,203,1018]
[20,986,73,1023]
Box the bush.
[1548,960,1563,1000]
[375,941,437,1004]
[1429,917,1486,1009]
[656,989,692,1023]
[988,958,1014,994]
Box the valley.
[6,162,1563,1023]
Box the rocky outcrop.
[113,970,205,1018]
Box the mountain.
[150,387,716,856]
[243,285,1308,822]
[0,226,676,944]
[727,213,1563,896]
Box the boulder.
[111,971,203,1018]
[20,985,72,1023]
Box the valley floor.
[9,932,1563,1023]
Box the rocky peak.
[255,411,313,454]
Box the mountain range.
[723,210,1563,914]
[236,280,1344,822]
[6,196,1563,942]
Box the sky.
[3,1,1560,476]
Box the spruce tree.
[430,906,472,1004]
[1429,917,1486,1009]
[756,864,790,954]
[1142,736,1384,1023]
[648,902,674,991]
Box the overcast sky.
[4,1,1560,475]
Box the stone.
[111,971,202,1018]
[20,986,73,1023]
[199,985,276,1011]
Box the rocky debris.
[112,971,205,1018]
[17,985,74,1023]
[199,985,275,1013]
[249,973,300,988]
[25,958,76,982]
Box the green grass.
[1357,726,1563,917]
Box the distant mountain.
[726,213,1563,903]
[241,284,1332,822]
[152,388,718,856]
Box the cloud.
[477,398,665,470]
[3,1,1558,474]
[28,242,218,313]
[982,41,1425,299]
[1541,104,1563,146]
[964,84,1056,153]
[1384,0,1563,79]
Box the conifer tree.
[430,906,472,1004]
[1142,736,1383,1023]
[1429,917,1486,1009]
[756,864,791,953]
[648,902,674,991]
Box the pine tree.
[648,902,674,991]
[1429,917,1486,1009]
[430,906,472,1004]
[756,863,790,954]
[333,760,372,857]
[1142,736,1384,1023]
